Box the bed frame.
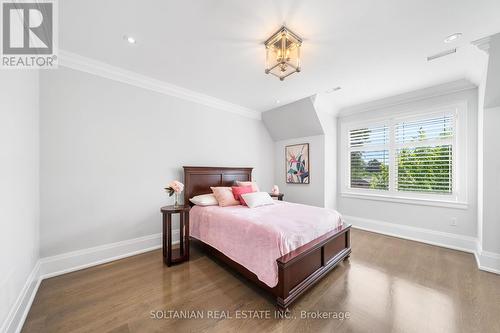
[183,166,351,309]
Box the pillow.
[241,192,275,208]
[235,181,260,192]
[189,193,218,206]
[210,187,240,207]
[231,185,255,205]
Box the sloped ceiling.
[262,96,324,141]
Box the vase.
[173,193,180,208]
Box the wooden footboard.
[190,224,351,309]
[275,225,351,309]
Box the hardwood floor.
[23,229,500,333]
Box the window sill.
[340,192,469,210]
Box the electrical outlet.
[450,218,457,227]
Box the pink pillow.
[231,186,255,205]
[210,187,240,207]
[236,181,260,192]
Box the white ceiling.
[60,0,500,112]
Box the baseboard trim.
[345,215,500,275]
[344,215,478,253]
[1,262,41,333]
[476,250,500,275]
[4,231,178,333]
[39,231,179,279]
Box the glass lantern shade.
[264,26,302,81]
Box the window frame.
[340,102,468,209]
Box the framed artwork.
[285,143,310,184]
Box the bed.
[184,166,351,309]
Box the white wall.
[338,88,478,239]
[274,135,325,207]
[319,115,337,210]
[484,34,500,108]
[0,71,39,331]
[314,96,338,210]
[39,67,274,257]
[478,33,500,260]
[482,109,500,253]
[265,94,338,210]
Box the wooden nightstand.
[269,193,284,201]
[160,205,190,266]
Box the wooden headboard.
[183,166,253,205]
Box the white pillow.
[189,193,218,206]
[241,192,275,208]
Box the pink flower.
[168,180,184,193]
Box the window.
[341,105,466,207]
[349,125,389,190]
[395,115,453,194]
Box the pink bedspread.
[189,201,344,287]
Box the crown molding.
[58,50,261,120]
[472,36,491,54]
[338,79,477,117]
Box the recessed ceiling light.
[276,100,281,104]
[326,87,342,93]
[124,35,136,44]
[444,33,462,43]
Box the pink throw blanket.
[189,201,344,287]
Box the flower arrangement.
[165,180,184,207]
[165,180,184,196]
[271,185,280,195]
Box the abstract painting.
[286,143,310,184]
